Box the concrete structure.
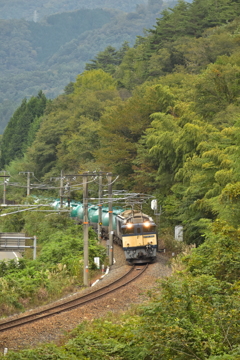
[0,251,21,261]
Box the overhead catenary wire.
[0,168,155,209]
[0,172,104,192]
[0,205,40,217]
[2,182,84,190]
[5,183,63,190]
[92,174,119,187]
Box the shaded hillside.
[0,9,116,72]
[0,0,148,21]
[0,1,177,133]
[28,9,117,62]
[0,8,116,133]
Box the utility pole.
[19,172,34,196]
[65,171,116,282]
[83,173,89,286]
[3,171,6,204]
[60,170,64,209]
[50,171,65,208]
[0,172,9,204]
[65,172,98,287]
[98,172,103,243]
[107,173,113,266]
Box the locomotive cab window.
[143,224,156,233]
[122,223,134,234]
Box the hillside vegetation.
[0,0,240,358]
[0,210,106,317]
[0,0,175,133]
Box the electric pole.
[107,173,113,266]
[50,170,65,208]
[19,172,34,196]
[60,170,64,208]
[0,172,10,204]
[65,171,116,282]
[98,172,103,243]
[65,172,98,287]
[3,172,6,204]
[83,173,89,286]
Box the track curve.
[0,264,148,333]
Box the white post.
[33,236,37,260]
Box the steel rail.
[0,264,148,333]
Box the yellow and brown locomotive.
[114,209,157,264]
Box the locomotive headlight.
[126,223,133,229]
[144,221,150,227]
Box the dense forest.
[0,0,240,358]
[0,0,176,133]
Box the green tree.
[96,83,175,184]
[194,61,240,120]
[184,219,240,282]
[0,91,47,167]
[74,69,117,95]
[149,0,191,49]
[85,43,130,75]
[26,71,119,178]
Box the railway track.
[0,264,148,333]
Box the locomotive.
[114,209,157,264]
[53,200,158,264]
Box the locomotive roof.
[118,209,152,223]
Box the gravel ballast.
[0,243,171,352]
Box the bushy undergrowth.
[0,211,106,316]
[1,273,239,360]
[183,220,240,283]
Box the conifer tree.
[0,90,47,167]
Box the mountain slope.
[0,0,148,21]
[0,1,174,133]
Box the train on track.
[114,208,157,264]
[53,201,158,264]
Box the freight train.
[53,200,158,264]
